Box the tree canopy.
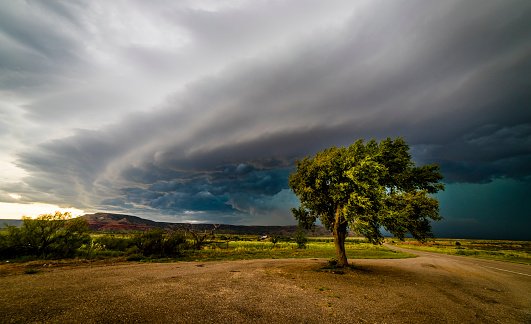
[0,211,90,259]
[289,138,444,267]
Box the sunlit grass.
[391,239,530,265]
[80,233,413,262]
[179,240,414,262]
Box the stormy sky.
[1,0,530,239]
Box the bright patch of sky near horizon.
[0,202,84,219]
[0,0,530,239]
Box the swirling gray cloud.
[1,1,530,234]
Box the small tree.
[137,229,165,257]
[294,227,308,249]
[289,138,443,267]
[136,229,188,257]
[183,224,220,250]
[0,212,90,259]
[270,235,280,247]
[0,224,26,258]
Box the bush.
[294,228,308,249]
[0,212,90,260]
[125,245,140,255]
[136,229,189,257]
[0,225,27,258]
[93,235,137,252]
[163,231,188,255]
[137,229,164,257]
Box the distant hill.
[80,213,331,236]
[0,213,331,236]
[82,213,164,232]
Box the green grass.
[79,233,413,262]
[2,231,413,263]
[177,240,414,262]
[391,239,530,265]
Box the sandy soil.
[0,248,529,323]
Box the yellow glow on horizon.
[8,193,22,200]
[0,202,85,219]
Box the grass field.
[178,238,413,262]
[389,238,531,265]
[78,234,415,262]
[1,229,415,264]
[5,227,530,265]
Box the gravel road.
[1,248,529,323]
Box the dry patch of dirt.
[0,255,529,323]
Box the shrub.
[136,229,189,257]
[137,229,165,257]
[270,235,280,246]
[163,231,188,256]
[125,245,140,255]
[93,235,137,252]
[294,228,308,249]
[0,225,27,258]
[0,212,90,260]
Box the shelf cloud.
[1,0,530,237]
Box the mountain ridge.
[0,213,331,236]
[81,213,331,236]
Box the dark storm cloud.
[414,123,531,183]
[0,1,87,92]
[150,0,531,181]
[2,1,531,228]
[114,163,292,217]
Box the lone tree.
[289,138,444,267]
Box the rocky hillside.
[81,213,164,232]
[80,213,331,236]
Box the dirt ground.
[1,248,530,323]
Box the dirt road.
[1,248,529,323]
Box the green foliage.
[181,239,413,262]
[93,235,137,252]
[394,239,530,264]
[0,212,90,259]
[0,225,25,258]
[136,229,189,257]
[289,138,444,266]
[294,228,308,249]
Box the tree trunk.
[333,208,348,267]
